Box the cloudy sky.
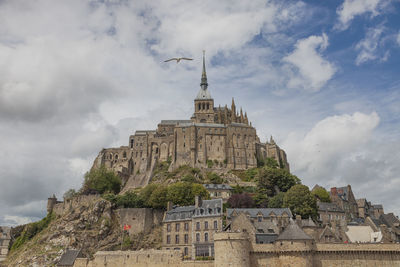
[1,0,399,225]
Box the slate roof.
[318,202,345,213]
[256,234,278,244]
[159,120,192,125]
[301,217,317,227]
[226,208,292,219]
[380,213,400,227]
[179,122,226,128]
[203,184,232,190]
[57,249,82,266]
[195,88,212,100]
[276,220,313,241]
[164,199,223,222]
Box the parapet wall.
[117,208,164,235]
[213,232,400,267]
[52,195,101,216]
[73,250,213,267]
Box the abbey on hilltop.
[91,53,289,188]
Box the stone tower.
[192,51,215,123]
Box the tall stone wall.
[213,232,400,267]
[117,208,164,236]
[73,250,213,267]
[51,195,101,216]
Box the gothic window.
[115,154,118,160]
[198,103,201,110]
[207,103,209,110]
[123,151,127,158]
[109,154,112,160]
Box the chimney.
[296,214,302,226]
[331,187,337,196]
[195,195,202,208]
[167,201,173,211]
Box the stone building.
[202,184,232,202]
[330,185,359,220]
[0,226,11,263]
[226,208,292,239]
[356,198,384,219]
[162,196,223,259]
[91,53,289,189]
[317,201,346,225]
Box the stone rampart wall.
[52,195,101,216]
[117,208,164,235]
[73,250,213,267]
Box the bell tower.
[192,51,214,123]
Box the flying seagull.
[164,57,193,63]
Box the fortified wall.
[47,195,164,236]
[214,232,400,267]
[73,231,400,267]
[0,227,11,263]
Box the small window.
[176,223,180,231]
[214,221,218,229]
[184,234,189,244]
[207,103,209,110]
[167,224,171,232]
[196,222,200,230]
[204,221,208,230]
[258,216,262,222]
[196,233,200,242]
[184,223,189,231]
[167,235,171,244]
[184,247,189,256]
[204,233,208,242]
[175,235,179,244]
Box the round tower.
[214,231,251,267]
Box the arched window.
[123,151,127,158]
[115,154,118,160]
[204,233,208,242]
[207,103,209,110]
[198,103,201,110]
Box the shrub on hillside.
[81,166,121,195]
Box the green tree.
[268,192,285,208]
[166,182,209,206]
[253,188,269,208]
[257,167,300,196]
[82,166,121,194]
[207,172,223,184]
[148,185,168,209]
[63,188,78,199]
[139,183,160,207]
[283,184,318,220]
[312,187,331,202]
[265,157,279,168]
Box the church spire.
[200,50,208,89]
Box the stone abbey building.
[92,54,289,188]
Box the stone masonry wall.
[117,208,164,236]
[73,250,213,267]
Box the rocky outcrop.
[5,198,132,266]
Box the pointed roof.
[276,220,313,241]
[195,51,212,100]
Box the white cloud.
[335,0,385,30]
[355,26,385,65]
[3,215,32,226]
[283,33,336,91]
[397,31,400,46]
[283,111,380,181]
